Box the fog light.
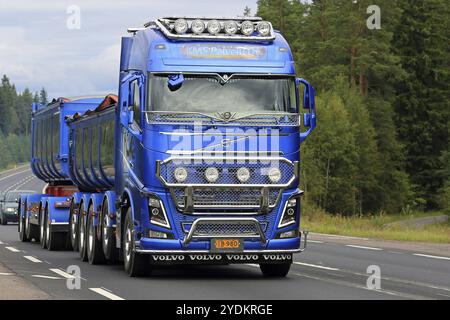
[207,20,221,35]
[174,19,188,34]
[224,21,238,35]
[237,167,251,183]
[149,230,169,239]
[279,230,298,239]
[174,167,188,183]
[240,20,254,35]
[268,167,281,183]
[205,167,219,183]
[148,196,170,228]
[191,19,205,34]
[287,198,297,207]
[257,21,271,36]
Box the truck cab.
[116,17,316,276]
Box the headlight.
[268,167,282,183]
[236,167,251,183]
[224,20,238,35]
[174,18,188,34]
[257,21,271,36]
[174,167,188,183]
[6,207,15,212]
[148,196,170,228]
[205,167,219,183]
[191,19,205,34]
[207,20,221,35]
[240,20,254,36]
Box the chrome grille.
[193,223,260,237]
[146,112,300,127]
[171,187,280,210]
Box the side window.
[131,80,141,131]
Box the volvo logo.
[221,139,233,147]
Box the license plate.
[211,238,243,252]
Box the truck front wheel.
[123,208,150,277]
[260,263,291,277]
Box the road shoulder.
[0,262,50,299]
[309,232,450,257]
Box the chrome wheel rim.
[70,214,77,242]
[88,219,94,253]
[125,227,132,263]
[103,214,109,247]
[79,217,85,252]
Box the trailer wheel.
[87,204,106,265]
[78,203,88,262]
[68,201,78,251]
[40,206,47,249]
[19,213,29,242]
[123,207,150,277]
[259,263,291,277]
[101,203,118,263]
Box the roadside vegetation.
[302,203,450,243]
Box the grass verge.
[302,205,450,243]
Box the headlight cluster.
[148,197,170,228]
[6,207,15,213]
[278,197,299,228]
[173,166,283,184]
[171,18,271,37]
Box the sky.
[0,0,257,98]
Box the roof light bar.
[152,17,275,41]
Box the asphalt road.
[0,165,449,300]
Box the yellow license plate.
[211,239,243,251]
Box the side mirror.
[296,78,317,143]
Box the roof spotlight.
[240,20,254,36]
[257,21,271,36]
[191,19,205,34]
[224,21,238,35]
[174,18,188,34]
[207,20,222,35]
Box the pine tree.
[393,0,450,208]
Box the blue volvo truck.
[18,16,316,277]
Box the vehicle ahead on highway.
[19,16,316,277]
[0,190,36,225]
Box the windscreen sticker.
[180,45,266,60]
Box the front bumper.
[134,231,308,265]
[2,212,18,222]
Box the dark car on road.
[0,190,36,225]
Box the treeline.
[0,75,48,170]
[254,0,449,214]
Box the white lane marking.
[293,262,340,271]
[413,253,450,261]
[32,274,63,280]
[89,288,125,300]
[346,245,383,251]
[5,246,20,253]
[0,169,30,182]
[0,272,15,276]
[310,232,369,240]
[308,240,324,244]
[0,164,29,176]
[24,256,42,263]
[49,268,75,279]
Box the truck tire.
[260,263,291,277]
[78,203,88,262]
[101,202,118,263]
[87,204,106,265]
[19,214,29,242]
[123,207,150,277]
[40,206,47,249]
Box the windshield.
[147,74,297,113]
[5,192,20,202]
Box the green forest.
[0,0,448,217]
[253,0,449,214]
[0,75,48,169]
